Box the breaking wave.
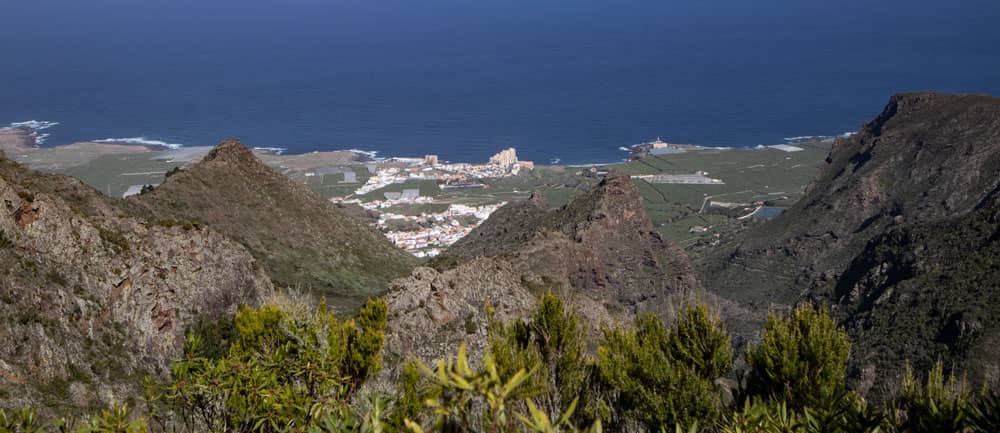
[7,120,61,145]
[10,120,60,130]
[253,146,287,155]
[347,148,382,160]
[94,137,185,149]
[783,135,820,142]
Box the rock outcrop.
[834,185,1000,396]
[697,92,1000,397]
[701,93,1000,307]
[0,154,272,411]
[384,172,699,368]
[445,172,699,311]
[132,139,417,311]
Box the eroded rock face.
[696,92,1000,399]
[702,93,1000,306]
[383,172,700,371]
[383,259,536,366]
[0,156,272,411]
[445,172,699,314]
[381,257,627,373]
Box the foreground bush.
[404,344,599,433]
[597,303,732,431]
[891,361,970,433]
[7,293,1000,433]
[1,404,147,433]
[488,294,594,424]
[744,305,850,408]
[149,296,389,433]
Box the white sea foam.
[253,146,287,155]
[8,120,61,145]
[618,146,630,151]
[94,137,184,149]
[10,120,60,131]
[840,131,856,137]
[783,135,820,142]
[347,149,382,160]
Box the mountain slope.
[697,92,1000,395]
[444,172,699,310]
[384,173,702,367]
[834,186,1000,395]
[700,93,1000,306]
[0,153,272,412]
[132,139,417,310]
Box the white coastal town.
[331,147,531,256]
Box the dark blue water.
[2,0,999,164]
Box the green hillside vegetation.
[6,294,998,433]
[132,140,418,311]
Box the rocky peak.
[440,170,698,314]
[553,171,651,237]
[384,173,701,370]
[200,138,265,170]
[134,139,417,310]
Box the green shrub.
[744,305,850,407]
[389,361,428,431]
[154,296,390,433]
[668,303,734,381]
[969,388,1000,433]
[405,344,598,433]
[597,303,732,431]
[489,294,593,424]
[893,361,970,433]
[184,316,236,360]
[98,228,129,253]
[344,298,389,385]
[718,399,803,433]
[0,407,45,433]
[0,404,148,433]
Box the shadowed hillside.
[698,92,1000,396]
[133,139,418,310]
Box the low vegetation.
[3,296,999,433]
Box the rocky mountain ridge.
[697,92,1000,396]
[132,139,418,311]
[384,172,702,368]
[0,153,272,411]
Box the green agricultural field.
[601,142,831,244]
[33,141,830,250]
[56,154,182,198]
[301,166,372,198]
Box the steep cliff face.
[701,93,1000,306]
[697,92,1000,396]
[132,139,417,311]
[0,155,272,411]
[384,173,700,368]
[834,186,1000,395]
[446,172,699,311]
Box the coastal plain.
[0,126,831,254]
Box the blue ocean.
[2,0,999,164]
